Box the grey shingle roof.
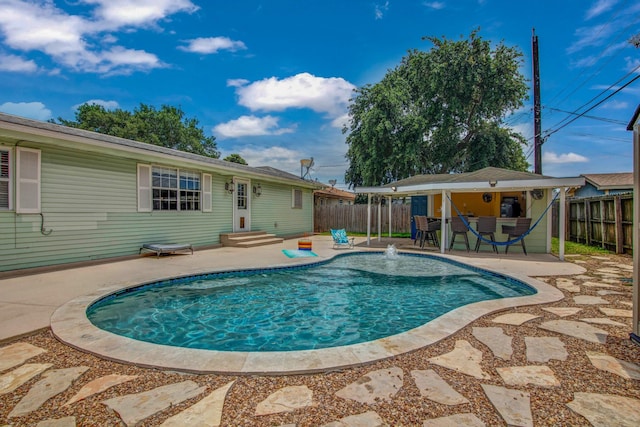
[581,172,633,189]
[382,167,552,188]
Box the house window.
[151,166,200,211]
[0,149,9,209]
[292,188,303,209]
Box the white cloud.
[232,72,356,122]
[585,0,618,20]
[72,99,120,110]
[423,2,446,10]
[0,54,38,72]
[214,115,296,138]
[374,1,389,19]
[543,151,589,164]
[0,101,52,121]
[179,37,247,54]
[600,99,628,110]
[566,24,611,54]
[83,0,199,29]
[233,145,303,172]
[0,0,192,74]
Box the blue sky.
[0,0,639,188]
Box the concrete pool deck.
[1,235,583,374]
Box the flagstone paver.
[573,295,609,305]
[321,410,387,427]
[335,367,403,404]
[410,369,469,405]
[422,413,485,427]
[556,278,580,293]
[491,313,540,326]
[0,363,52,395]
[102,380,206,426]
[542,307,582,317]
[0,342,46,372]
[36,417,76,427]
[597,290,626,296]
[64,374,138,406]
[9,366,89,418]
[586,352,640,380]
[496,365,560,388]
[255,385,313,415]
[574,274,593,280]
[161,380,234,426]
[525,336,568,363]
[567,393,640,427]
[599,307,633,318]
[481,384,533,427]
[427,340,490,380]
[582,281,617,289]
[539,320,608,344]
[620,301,633,307]
[472,327,512,360]
[580,317,628,327]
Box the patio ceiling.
[355,167,585,196]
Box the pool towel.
[282,249,318,258]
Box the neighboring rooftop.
[581,172,633,190]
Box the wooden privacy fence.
[314,204,411,234]
[552,193,633,254]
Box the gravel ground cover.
[1,253,638,426]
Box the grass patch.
[551,237,611,255]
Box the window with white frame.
[0,149,9,209]
[151,166,201,211]
[292,188,302,209]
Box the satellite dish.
[530,189,544,200]
[328,179,337,187]
[300,157,314,179]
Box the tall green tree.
[344,30,529,187]
[223,153,248,165]
[54,103,220,158]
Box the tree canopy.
[54,103,220,158]
[344,30,529,187]
[223,153,248,165]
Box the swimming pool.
[86,253,535,352]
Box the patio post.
[377,196,382,241]
[367,193,371,246]
[440,190,447,254]
[388,196,392,237]
[558,187,566,261]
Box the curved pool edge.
[50,253,565,375]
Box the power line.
[545,106,628,125]
[542,71,640,142]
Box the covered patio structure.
[356,167,585,261]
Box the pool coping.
[50,251,565,375]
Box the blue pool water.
[87,253,535,352]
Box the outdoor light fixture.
[225,179,234,194]
[253,183,262,197]
[489,180,497,187]
[391,186,397,192]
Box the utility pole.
[532,28,542,174]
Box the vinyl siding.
[0,144,309,272]
[250,182,313,236]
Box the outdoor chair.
[421,218,441,249]
[449,216,470,252]
[413,215,427,246]
[330,228,355,249]
[474,216,498,254]
[502,217,532,255]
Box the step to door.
[220,231,284,248]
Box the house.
[571,172,633,198]
[356,167,584,258]
[314,185,356,206]
[0,112,319,273]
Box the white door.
[233,178,251,232]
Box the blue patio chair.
[330,228,355,249]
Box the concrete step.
[220,231,283,248]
